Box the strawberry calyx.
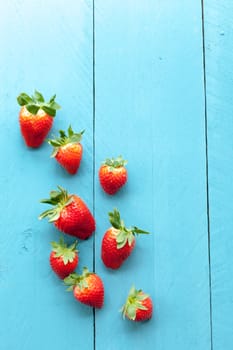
[121,286,149,320]
[38,186,74,222]
[109,209,149,249]
[103,156,127,169]
[17,90,61,117]
[47,125,84,157]
[64,267,91,291]
[51,236,78,265]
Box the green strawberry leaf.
[116,230,128,249]
[79,278,88,290]
[41,105,56,117]
[132,226,150,235]
[109,209,122,229]
[121,286,150,321]
[109,210,149,249]
[26,104,40,115]
[17,93,33,106]
[48,209,61,223]
[59,130,66,139]
[68,125,74,137]
[137,304,148,311]
[126,304,137,320]
[137,293,149,301]
[38,208,55,220]
[49,94,56,103]
[129,285,137,296]
[39,198,55,205]
[51,237,78,265]
[47,125,84,151]
[39,187,73,222]
[63,268,91,290]
[69,131,84,143]
[66,285,74,292]
[34,90,45,102]
[51,147,59,158]
[104,155,127,168]
[50,187,69,203]
[62,250,76,265]
[51,241,59,250]
[48,140,62,147]
[69,241,78,251]
[17,90,60,116]
[127,232,135,246]
[50,101,61,110]
[64,273,79,290]
[40,189,64,205]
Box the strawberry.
[48,125,84,175]
[50,237,78,279]
[64,267,104,308]
[17,90,61,148]
[101,209,149,269]
[121,286,153,322]
[99,156,127,195]
[39,186,95,240]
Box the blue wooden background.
[0,1,232,349]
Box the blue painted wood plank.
[204,1,233,349]
[0,1,94,349]
[94,1,211,349]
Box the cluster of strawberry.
[17,90,153,322]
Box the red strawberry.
[99,156,127,195]
[121,286,153,322]
[101,209,149,269]
[48,126,84,175]
[64,267,104,308]
[50,237,78,279]
[39,186,95,240]
[17,90,61,148]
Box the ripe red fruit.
[64,267,104,308]
[99,156,127,195]
[101,209,149,269]
[121,286,153,322]
[50,237,78,279]
[48,125,84,175]
[39,186,95,240]
[17,90,61,148]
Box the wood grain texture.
[94,1,211,349]
[1,1,226,349]
[204,1,233,349]
[0,1,94,349]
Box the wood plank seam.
[201,1,213,349]
[93,0,96,349]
